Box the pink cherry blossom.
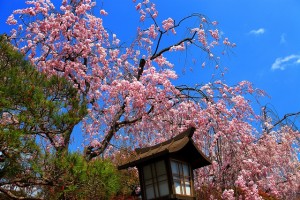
[100,9,108,15]
[162,17,174,31]
[135,3,141,10]
[6,14,17,25]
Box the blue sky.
[1,0,300,126]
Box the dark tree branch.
[117,105,154,128]
[270,111,300,131]
[176,85,209,101]
[137,58,146,81]
[86,103,155,160]
[150,32,197,60]
[151,30,163,59]
[86,103,126,160]
[149,13,206,60]
[0,187,43,200]
[1,178,55,188]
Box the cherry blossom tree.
[8,0,234,158]
[6,0,300,199]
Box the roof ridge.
[135,127,195,154]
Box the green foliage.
[0,38,124,199]
[0,35,43,184]
[43,153,121,200]
[0,35,135,200]
[0,35,88,199]
[0,34,87,151]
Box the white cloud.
[280,33,286,44]
[249,28,265,35]
[271,54,300,70]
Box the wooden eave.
[118,127,211,170]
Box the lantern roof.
[118,127,211,170]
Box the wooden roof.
[118,127,211,170]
